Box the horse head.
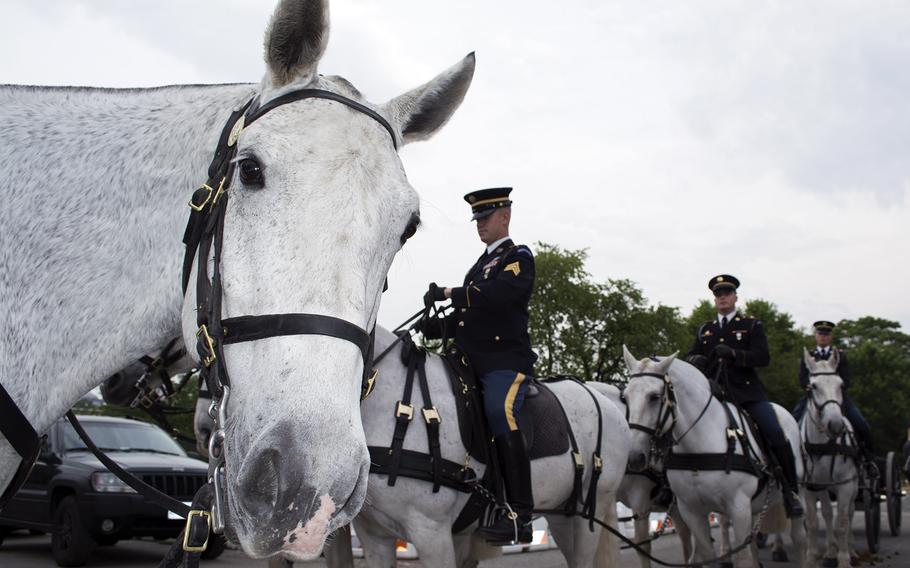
[180,0,474,560]
[622,345,678,472]
[803,347,846,438]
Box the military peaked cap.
[464,187,513,220]
[813,320,836,334]
[708,274,740,292]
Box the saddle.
[442,344,570,465]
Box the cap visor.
[471,209,495,221]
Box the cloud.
[2,0,908,332]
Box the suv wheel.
[51,496,96,566]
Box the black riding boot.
[475,431,534,544]
[771,442,804,518]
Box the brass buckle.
[361,369,378,401]
[395,402,414,421]
[182,509,211,553]
[188,184,214,211]
[593,454,603,472]
[573,452,585,470]
[422,407,441,424]
[196,325,216,367]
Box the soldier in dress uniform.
[684,274,804,517]
[792,321,875,464]
[421,186,538,544]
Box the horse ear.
[382,52,475,145]
[655,351,678,375]
[264,0,330,88]
[803,347,815,371]
[622,345,640,373]
[829,348,840,370]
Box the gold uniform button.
[495,336,500,341]
[461,309,466,313]
[458,321,465,327]
[719,338,725,343]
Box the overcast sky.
[3,0,908,336]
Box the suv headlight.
[91,472,137,493]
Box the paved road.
[2,498,907,567]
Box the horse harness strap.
[176,88,398,547]
[0,383,42,510]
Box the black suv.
[0,415,222,566]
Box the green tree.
[529,243,687,382]
[833,317,910,452]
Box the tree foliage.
[528,242,910,452]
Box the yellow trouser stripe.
[504,372,526,431]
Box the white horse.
[586,381,694,568]
[799,348,859,568]
[0,0,474,560]
[621,347,807,568]
[198,327,629,567]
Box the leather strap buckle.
[573,452,585,470]
[361,369,378,401]
[395,402,414,420]
[196,325,216,367]
[188,184,214,212]
[182,509,211,552]
[593,454,603,472]
[422,407,441,424]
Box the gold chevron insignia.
[504,262,521,276]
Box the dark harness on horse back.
[0,87,398,566]
[367,318,608,535]
[625,366,768,495]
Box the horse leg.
[820,491,837,565]
[718,513,732,563]
[770,532,790,563]
[788,507,808,568]
[728,495,754,568]
[546,514,576,565]
[352,517,398,568]
[565,515,608,568]
[803,491,820,567]
[834,485,853,568]
[323,525,354,568]
[669,508,693,563]
[676,503,714,564]
[405,519,458,568]
[594,493,621,568]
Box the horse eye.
[648,393,660,403]
[238,158,264,187]
[400,215,420,245]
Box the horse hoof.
[771,549,789,562]
[822,558,838,568]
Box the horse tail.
[594,493,621,568]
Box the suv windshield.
[62,420,186,456]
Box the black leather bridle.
[181,88,397,534]
[806,371,845,424]
[0,88,395,538]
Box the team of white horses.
[0,1,865,566]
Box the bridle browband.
[182,87,397,534]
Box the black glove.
[713,344,735,361]
[423,282,447,307]
[685,354,709,372]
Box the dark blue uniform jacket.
[437,239,538,376]
[686,315,770,403]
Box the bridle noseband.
[182,88,397,532]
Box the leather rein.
[0,88,396,552]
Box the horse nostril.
[238,448,281,517]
